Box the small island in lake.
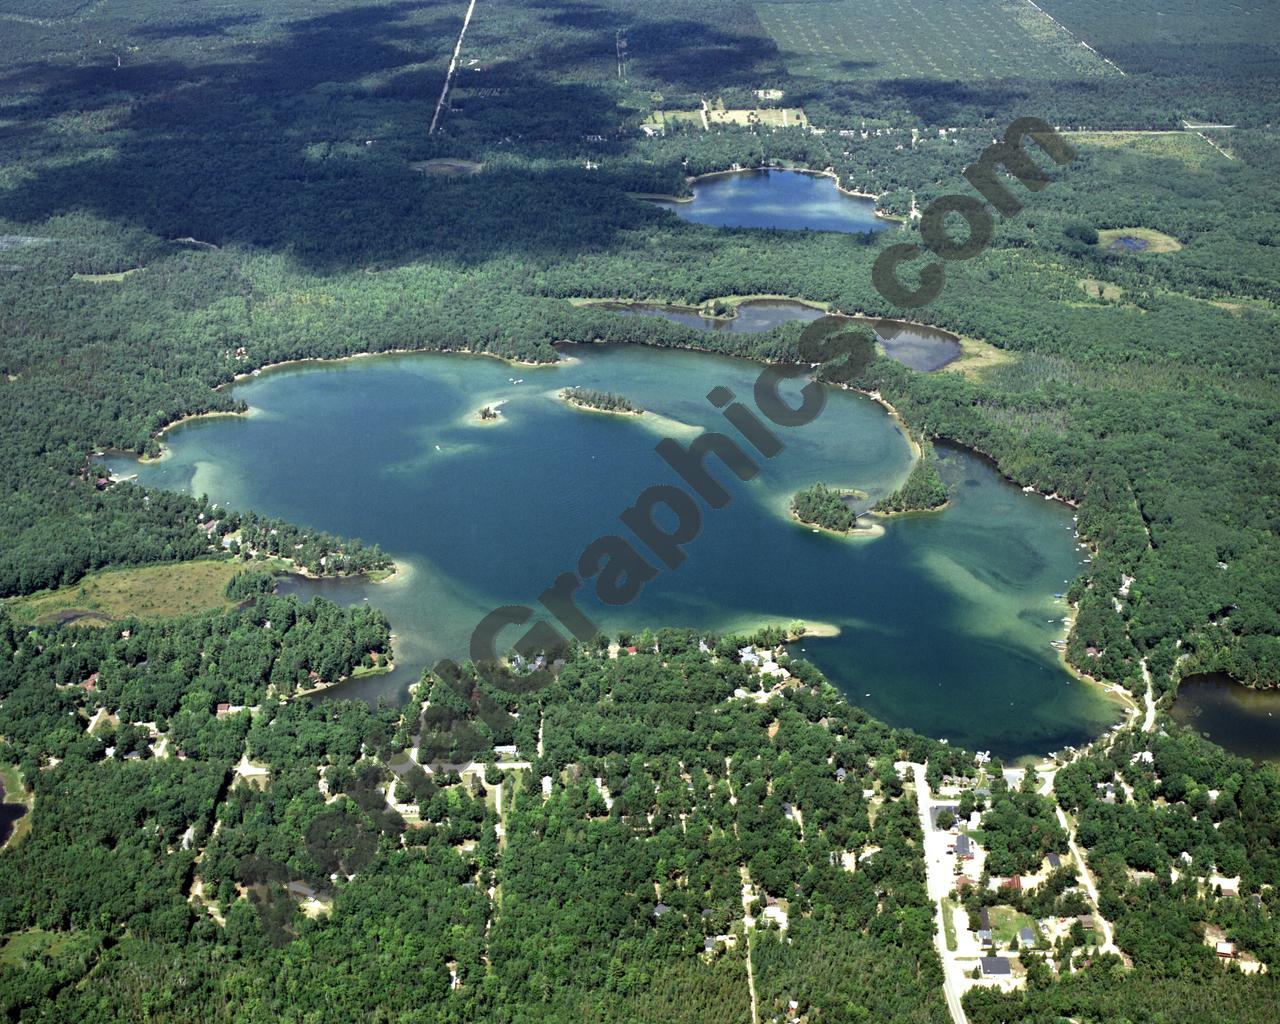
[560,387,644,415]
[791,482,862,532]
[874,439,949,513]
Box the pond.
[870,319,963,372]
[107,344,1118,758]
[650,169,896,233]
[1108,236,1149,253]
[0,781,25,847]
[592,299,963,371]
[1171,673,1280,762]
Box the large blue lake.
[113,344,1118,758]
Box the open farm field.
[1064,130,1229,170]
[1036,0,1280,75]
[755,0,1115,80]
[5,559,245,625]
[0,0,96,17]
[645,105,808,130]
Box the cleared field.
[645,106,808,129]
[711,106,807,127]
[1078,277,1122,302]
[6,559,245,625]
[643,108,707,130]
[941,335,1017,379]
[71,268,146,283]
[0,0,94,15]
[1036,0,1280,73]
[410,158,484,176]
[1097,227,1182,254]
[1066,130,1228,170]
[755,0,1115,80]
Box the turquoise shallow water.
[114,344,1117,758]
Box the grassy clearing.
[1097,227,1183,254]
[643,109,705,130]
[5,559,246,625]
[1078,277,1123,302]
[1067,130,1227,170]
[71,268,145,283]
[941,335,1017,379]
[755,0,1113,81]
[941,898,958,951]
[410,158,483,176]
[0,929,61,966]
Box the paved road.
[910,763,969,1024]
[1141,659,1157,731]
[1055,804,1120,955]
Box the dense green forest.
[790,481,859,531]
[0,0,1278,1018]
[874,438,949,513]
[0,617,961,1022]
[560,386,643,414]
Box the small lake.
[650,169,895,233]
[0,781,26,846]
[594,299,963,371]
[1171,673,1280,762]
[108,345,1117,758]
[871,320,963,372]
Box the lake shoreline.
[120,342,1112,761]
[141,409,251,461]
[1171,672,1280,762]
[676,166,906,225]
[560,391,645,417]
[573,296,967,366]
[789,506,886,540]
[216,346,557,393]
[0,763,32,850]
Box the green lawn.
[941,898,959,951]
[989,906,1038,948]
